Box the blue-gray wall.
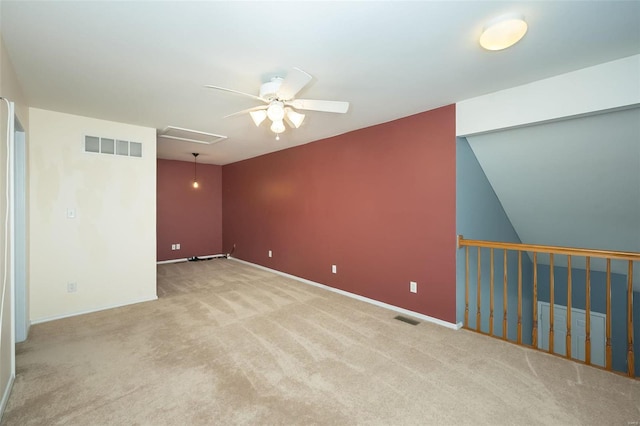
[537,264,640,375]
[456,137,638,374]
[456,137,533,343]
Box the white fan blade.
[288,99,349,113]
[224,105,268,118]
[277,67,312,100]
[204,85,266,102]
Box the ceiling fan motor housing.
[259,77,284,101]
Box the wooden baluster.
[503,250,508,340]
[585,257,591,365]
[566,255,572,360]
[465,246,469,328]
[549,253,555,354]
[490,248,495,336]
[627,261,635,378]
[605,258,612,370]
[532,252,538,348]
[517,251,522,344]
[456,239,639,374]
[477,247,482,332]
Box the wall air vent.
[158,126,227,145]
[84,135,142,158]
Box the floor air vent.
[394,315,420,326]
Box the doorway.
[537,301,606,366]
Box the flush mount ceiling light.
[480,14,528,51]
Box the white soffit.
[456,54,640,137]
[158,126,227,145]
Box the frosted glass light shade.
[267,102,285,121]
[249,110,267,126]
[285,108,305,128]
[480,15,528,51]
[270,119,286,134]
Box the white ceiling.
[1,1,639,165]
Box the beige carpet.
[2,259,639,425]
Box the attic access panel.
[158,126,227,145]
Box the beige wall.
[29,108,157,322]
[0,33,29,412]
[1,29,157,415]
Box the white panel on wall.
[456,55,640,137]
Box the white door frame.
[14,118,27,343]
[0,99,16,416]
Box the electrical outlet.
[410,281,417,293]
[171,244,176,250]
[268,250,272,258]
[176,243,180,250]
[332,264,337,274]
[67,282,77,293]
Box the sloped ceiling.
[467,107,640,289]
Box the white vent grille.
[85,136,142,158]
[101,138,114,154]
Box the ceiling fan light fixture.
[249,110,267,126]
[480,14,528,51]
[207,68,350,140]
[270,119,286,135]
[266,101,285,122]
[285,108,305,128]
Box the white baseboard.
[0,373,14,421]
[157,258,188,264]
[230,257,462,330]
[30,295,158,325]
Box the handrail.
[458,234,638,378]
[458,236,640,261]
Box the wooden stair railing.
[458,236,639,378]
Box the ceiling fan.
[205,68,349,140]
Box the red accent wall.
[157,159,222,261]
[222,105,457,323]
